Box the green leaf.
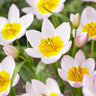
[36,61,50,82]
[10,62,25,90]
[19,65,34,82]
[43,6,72,24]
[8,87,16,96]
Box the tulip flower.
[76,6,96,40]
[22,0,66,20]
[75,32,88,47]
[58,50,95,88]
[0,56,19,96]
[70,13,80,28]
[0,4,34,44]
[82,71,96,96]
[3,44,19,59]
[21,78,64,96]
[25,18,72,64]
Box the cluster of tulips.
[0,0,96,96]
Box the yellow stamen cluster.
[41,92,58,96]
[0,70,11,92]
[1,23,21,40]
[37,0,59,14]
[82,22,96,38]
[67,66,90,82]
[38,36,64,57]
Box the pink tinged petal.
[0,17,8,30]
[13,74,20,87]
[53,4,64,13]
[25,0,38,6]
[42,18,55,38]
[61,55,74,72]
[0,33,7,45]
[19,13,34,29]
[46,78,61,94]
[70,13,75,22]
[22,7,35,14]
[41,53,62,64]
[58,93,64,96]
[32,79,47,95]
[82,87,95,96]
[82,75,96,95]
[61,41,72,54]
[69,81,82,88]
[26,82,33,93]
[25,48,41,58]
[8,4,20,23]
[75,32,88,47]
[75,50,85,67]
[55,22,71,42]
[81,6,96,25]
[3,43,19,59]
[0,56,15,77]
[81,58,95,74]
[26,30,43,49]
[0,86,10,96]
[92,36,96,40]
[58,69,68,81]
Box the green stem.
[51,15,59,28]
[52,61,63,86]
[19,55,27,61]
[91,40,94,58]
[83,45,88,59]
[71,87,75,96]
[72,29,77,57]
[16,39,36,78]
[16,39,23,55]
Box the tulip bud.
[75,32,88,47]
[3,44,19,59]
[70,13,80,28]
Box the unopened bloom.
[25,18,72,64]
[3,44,19,59]
[21,78,64,96]
[82,0,96,2]
[76,6,96,40]
[70,13,80,28]
[0,4,34,44]
[75,32,88,47]
[58,50,95,88]
[82,71,96,96]
[22,0,66,20]
[0,56,19,96]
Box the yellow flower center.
[38,36,64,57]
[81,22,96,38]
[41,92,58,96]
[67,66,90,82]
[37,0,59,14]
[49,92,58,96]
[0,70,11,92]
[1,23,21,40]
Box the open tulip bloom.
[21,78,64,96]
[25,18,72,64]
[82,71,96,96]
[22,0,66,20]
[58,50,95,88]
[0,4,34,44]
[0,56,19,96]
[76,6,96,40]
